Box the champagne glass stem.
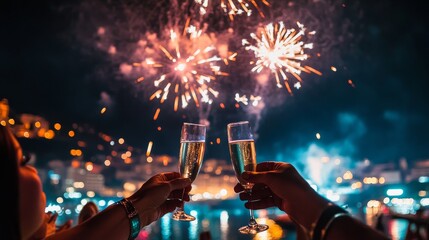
[178,188,186,211]
[247,190,258,228]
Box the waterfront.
[140,200,408,240]
[146,203,296,240]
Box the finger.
[162,172,182,180]
[169,186,192,199]
[234,183,244,193]
[242,171,275,184]
[169,178,192,191]
[44,212,52,221]
[239,192,251,201]
[49,212,58,222]
[245,198,276,210]
[148,172,181,183]
[58,220,73,231]
[169,185,192,195]
[255,161,278,172]
[252,183,269,191]
[159,199,183,216]
[239,188,272,201]
[169,191,191,201]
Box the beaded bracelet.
[309,203,348,240]
[117,198,141,240]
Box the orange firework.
[134,20,227,113]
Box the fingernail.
[242,172,249,180]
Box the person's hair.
[78,201,99,224]
[0,126,21,239]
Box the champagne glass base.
[172,210,196,221]
[238,224,269,234]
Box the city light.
[420,198,429,206]
[418,176,429,183]
[68,130,75,137]
[386,188,404,197]
[54,123,61,130]
[343,171,353,180]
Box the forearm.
[46,201,150,240]
[323,215,390,240]
[286,190,331,231]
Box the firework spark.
[243,21,322,94]
[133,21,228,112]
[195,0,270,21]
[221,0,270,20]
[235,93,262,107]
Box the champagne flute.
[227,121,269,234]
[172,122,206,221]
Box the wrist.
[309,202,349,240]
[296,193,331,230]
[117,198,141,239]
[128,196,154,228]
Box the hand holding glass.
[172,123,206,221]
[227,121,268,234]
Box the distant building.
[379,171,402,184]
[191,159,237,200]
[63,167,105,194]
[408,160,429,182]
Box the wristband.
[117,198,141,240]
[310,203,348,240]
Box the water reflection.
[220,211,229,240]
[149,201,407,240]
[253,218,284,240]
[389,219,408,240]
[189,210,198,240]
[172,215,183,239]
[161,215,171,240]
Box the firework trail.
[243,21,322,94]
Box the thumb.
[169,178,192,191]
[242,171,272,184]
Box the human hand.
[129,172,192,226]
[56,219,73,233]
[45,212,58,236]
[28,212,58,239]
[234,161,330,229]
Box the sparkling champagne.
[229,140,257,190]
[179,141,205,182]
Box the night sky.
[1,0,429,169]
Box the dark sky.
[1,0,429,167]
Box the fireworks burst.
[195,0,270,21]
[133,20,229,113]
[243,21,322,94]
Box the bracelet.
[117,198,141,240]
[321,212,349,240]
[310,203,348,240]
